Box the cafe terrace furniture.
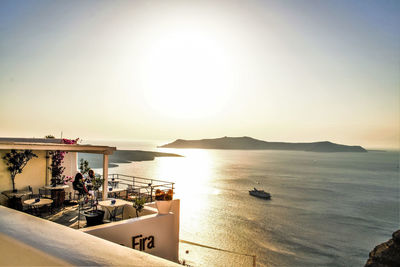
[108,180,119,188]
[39,187,51,199]
[108,187,127,198]
[99,187,127,199]
[24,198,53,216]
[44,185,69,209]
[98,199,131,221]
[2,189,33,211]
[77,196,95,229]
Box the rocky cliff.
[365,230,400,267]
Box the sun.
[138,27,233,119]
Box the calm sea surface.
[83,141,399,267]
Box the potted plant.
[79,158,90,176]
[83,198,105,226]
[2,149,37,192]
[91,174,104,200]
[155,189,173,214]
[83,170,105,226]
[133,197,146,217]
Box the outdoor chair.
[72,190,81,202]
[139,186,155,203]
[73,183,93,228]
[114,206,124,221]
[126,185,151,202]
[22,186,36,212]
[39,187,51,199]
[28,193,41,199]
[125,185,136,200]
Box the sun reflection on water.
[154,149,217,233]
[111,148,260,265]
[155,149,214,192]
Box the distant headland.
[159,136,367,153]
[79,150,183,168]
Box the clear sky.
[0,0,399,149]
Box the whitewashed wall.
[62,152,78,178]
[0,206,180,266]
[0,150,78,205]
[62,152,78,197]
[0,150,47,205]
[82,199,180,262]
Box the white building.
[0,138,180,265]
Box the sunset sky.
[0,0,399,149]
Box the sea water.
[81,141,399,266]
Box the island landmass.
[79,150,183,168]
[159,136,367,153]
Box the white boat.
[249,188,271,199]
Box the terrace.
[0,138,180,265]
[42,174,175,229]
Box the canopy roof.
[0,138,116,155]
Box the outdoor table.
[44,185,69,208]
[2,190,32,210]
[24,198,53,207]
[99,187,127,198]
[108,187,126,198]
[98,199,131,221]
[108,180,119,188]
[24,198,53,216]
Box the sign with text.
[132,234,155,251]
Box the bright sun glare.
[154,148,215,215]
[139,26,233,119]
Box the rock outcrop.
[365,230,400,267]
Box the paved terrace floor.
[37,198,154,229]
[41,202,95,229]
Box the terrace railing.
[106,174,174,202]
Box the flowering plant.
[62,138,79,144]
[49,150,66,185]
[64,176,73,185]
[48,138,79,186]
[155,189,173,201]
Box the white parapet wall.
[82,199,180,262]
[0,205,180,266]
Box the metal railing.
[179,239,256,267]
[105,174,175,202]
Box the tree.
[79,159,90,175]
[2,150,38,192]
